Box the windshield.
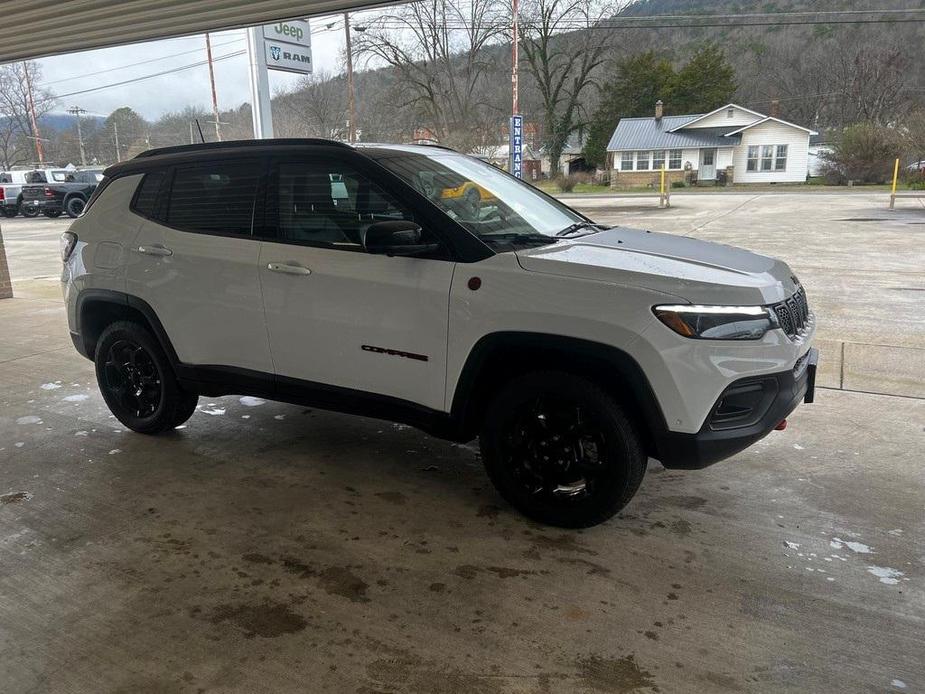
[373,149,585,245]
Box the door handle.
[267,262,311,276]
[137,245,173,257]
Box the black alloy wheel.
[502,396,607,503]
[94,321,199,433]
[101,339,163,419]
[480,371,646,528]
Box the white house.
[606,102,817,186]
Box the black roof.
[134,138,352,159]
[104,138,354,177]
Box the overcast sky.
[35,14,365,120]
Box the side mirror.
[363,220,439,257]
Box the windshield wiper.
[555,221,608,237]
[480,232,557,245]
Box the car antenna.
[195,119,205,143]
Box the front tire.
[479,371,647,528]
[94,321,197,434]
[1,206,17,218]
[65,197,86,218]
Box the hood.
[516,227,798,305]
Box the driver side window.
[275,161,419,250]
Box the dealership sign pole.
[509,0,522,178]
[246,19,313,139]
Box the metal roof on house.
[606,115,741,152]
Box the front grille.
[772,286,810,338]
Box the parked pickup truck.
[0,170,28,217]
[21,169,104,218]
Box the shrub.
[555,175,579,193]
[671,180,686,189]
[821,123,905,184]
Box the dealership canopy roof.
[0,0,388,63]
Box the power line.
[38,50,246,105]
[39,37,244,87]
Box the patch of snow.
[108,449,121,455]
[793,444,805,450]
[274,414,286,420]
[75,431,88,437]
[16,416,42,425]
[62,394,89,402]
[241,415,250,419]
[887,529,903,536]
[40,383,62,390]
[831,538,872,554]
[867,566,904,585]
[892,680,907,690]
[239,396,266,407]
[199,407,225,416]
[174,425,187,430]
[784,541,801,550]
[14,442,24,448]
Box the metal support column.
[246,27,274,139]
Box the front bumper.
[654,347,818,469]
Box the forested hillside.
[2,0,921,170]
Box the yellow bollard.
[660,166,667,208]
[890,157,899,209]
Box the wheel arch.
[75,289,179,365]
[449,332,669,454]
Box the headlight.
[60,232,77,262]
[653,304,778,340]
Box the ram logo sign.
[270,45,281,61]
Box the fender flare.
[448,331,669,447]
[74,288,179,365]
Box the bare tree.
[275,70,348,139]
[519,0,616,176]
[355,0,507,150]
[0,62,54,168]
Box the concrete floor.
[1,194,924,692]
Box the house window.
[747,146,759,171]
[775,144,788,170]
[761,145,774,171]
[636,151,650,170]
[727,107,735,119]
[669,149,682,169]
[621,151,634,171]
[653,150,665,170]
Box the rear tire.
[65,197,86,218]
[94,321,197,434]
[479,371,647,528]
[20,204,39,218]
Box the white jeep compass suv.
[61,140,817,527]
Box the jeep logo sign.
[270,22,305,43]
[261,18,312,75]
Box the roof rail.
[134,138,353,159]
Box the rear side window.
[166,161,260,236]
[131,170,166,219]
[26,171,46,183]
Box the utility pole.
[22,62,45,166]
[511,0,519,118]
[67,106,88,166]
[344,12,357,144]
[204,33,222,141]
[113,120,121,162]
